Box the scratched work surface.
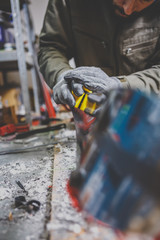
[0,132,54,240]
[48,140,123,240]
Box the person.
[38,0,160,115]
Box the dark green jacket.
[38,0,160,95]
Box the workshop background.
[1,1,160,240]
[0,1,78,240]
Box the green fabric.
[38,0,160,95]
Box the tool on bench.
[0,123,30,136]
[16,180,28,194]
[15,123,66,139]
[0,124,16,136]
[15,180,40,214]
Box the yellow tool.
[72,87,98,115]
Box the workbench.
[0,111,154,240]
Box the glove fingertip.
[73,88,84,97]
[64,75,71,80]
[68,96,76,108]
[53,93,59,104]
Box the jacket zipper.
[123,37,158,55]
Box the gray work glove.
[64,66,122,115]
[64,66,121,93]
[53,70,84,107]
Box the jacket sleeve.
[38,0,74,89]
[122,65,160,96]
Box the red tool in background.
[0,123,30,136]
[41,79,56,119]
[33,51,56,120]
[0,124,16,136]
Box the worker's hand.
[64,66,121,116]
[64,66,122,94]
[53,70,84,107]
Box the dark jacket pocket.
[73,30,115,74]
[122,33,160,71]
